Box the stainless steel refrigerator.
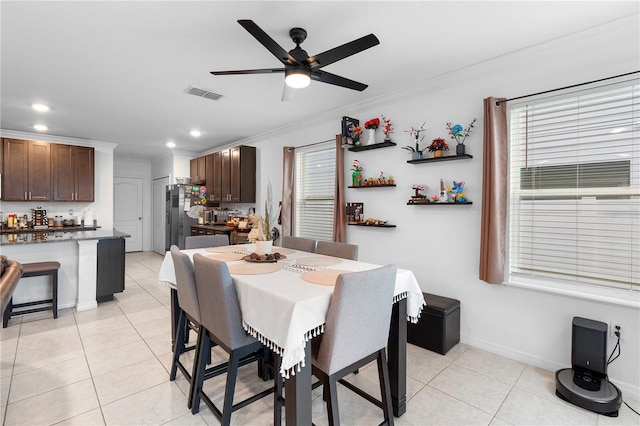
[165,185,197,250]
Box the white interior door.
[114,177,143,252]
[153,176,169,254]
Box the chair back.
[314,264,397,375]
[170,246,201,323]
[0,256,23,314]
[193,254,256,350]
[315,241,359,260]
[185,234,230,249]
[280,236,316,253]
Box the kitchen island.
[1,229,130,312]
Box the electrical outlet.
[609,322,624,341]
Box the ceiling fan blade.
[305,34,379,69]
[210,68,285,75]
[237,20,298,66]
[312,70,368,91]
[281,83,297,102]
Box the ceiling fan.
[210,20,380,100]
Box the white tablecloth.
[158,244,425,376]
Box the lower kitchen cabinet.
[96,238,125,302]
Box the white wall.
[233,17,640,397]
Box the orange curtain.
[333,135,346,242]
[281,147,295,237]
[479,97,508,284]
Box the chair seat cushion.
[22,262,61,274]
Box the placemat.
[295,256,342,267]
[205,252,245,262]
[272,247,296,255]
[301,269,351,286]
[206,246,244,253]
[228,262,282,275]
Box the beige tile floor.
[1,251,638,425]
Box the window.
[294,142,336,241]
[508,79,639,291]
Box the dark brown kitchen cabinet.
[1,138,51,201]
[205,152,222,202]
[51,144,95,201]
[190,156,206,184]
[219,146,255,203]
[96,238,125,302]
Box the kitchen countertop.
[0,229,130,245]
[1,226,98,234]
[191,224,235,232]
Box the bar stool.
[2,261,59,327]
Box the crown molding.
[0,129,118,151]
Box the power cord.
[605,326,639,417]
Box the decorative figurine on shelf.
[412,184,427,199]
[342,116,362,147]
[364,117,380,145]
[402,122,427,160]
[452,181,467,202]
[378,171,386,185]
[351,160,363,186]
[438,179,450,202]
[428,137,449,158]
[446,119,476,156]
[381,115,394,142]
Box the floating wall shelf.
[348,141,397,152]
[407,154,473,164]
[348,184,396,188]
[348,223,397,228]
[406,201,473,205]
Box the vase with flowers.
[446,118,476,155]
[381,115,394,142]
[402,122,427,160]
[428,137,449,158]
[364,117,380,145]
[248,179,275,255]
[351,160,363,186]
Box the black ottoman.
[408,293,460,355]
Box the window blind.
[508,80,639,290]
[295,142,336,242]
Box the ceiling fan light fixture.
[285,68,311,88]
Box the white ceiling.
[1,1,637,159]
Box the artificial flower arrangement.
[248,180,274,241]
[446,119,476,145]
[351,160,363,185]
[364,117,380,130]
[428,137,449,152]
[402,122,427,153]
[381,115,394,141]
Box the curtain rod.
[496,70,639,106]
[286,138,336,151]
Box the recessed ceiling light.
[166,142,176,148]
[33,124,48,131]
[190,130,202,137]
[32,103,50,112]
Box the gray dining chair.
[191,254,274,424]
[280,235,317,252]
[274,264,397,426]
[315,241,359,260]
[185,234,230,249]
[169,245,204,409]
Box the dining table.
[158,243,425,424]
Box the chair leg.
[326,376,340,426]
[52,270,58,319]
[2,298,12,328]
[377,349,394,426]
[221,349,241,426]
[191,329,210,414]
[274,353,283,426]
[170,310,187,381]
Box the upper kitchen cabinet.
[190,155,206,184]
[2,138,51,201]
[51,144,95,201]
[221,145,256,203]
[205,152,222,203]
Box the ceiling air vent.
[185,86,223,101]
